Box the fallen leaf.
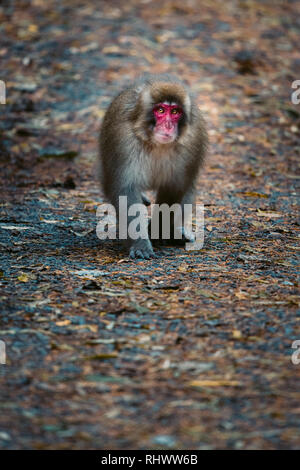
[189,380,241,388]
[257,209,283,218]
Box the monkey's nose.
[165,119,174,130]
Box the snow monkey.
[99,74,208,259]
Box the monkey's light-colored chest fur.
[123,145,187,191]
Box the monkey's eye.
[171,108,179,114]
[157,107,165,113]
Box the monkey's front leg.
[114,187,156,260]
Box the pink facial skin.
[153,103,183,144]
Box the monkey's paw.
[129,240,157,260]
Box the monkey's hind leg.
[150,186,195,246]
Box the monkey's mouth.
[154,132,176,144]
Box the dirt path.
[0,0,299,449]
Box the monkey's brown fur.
[99,74,208,259]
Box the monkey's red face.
[153,103,183,144]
